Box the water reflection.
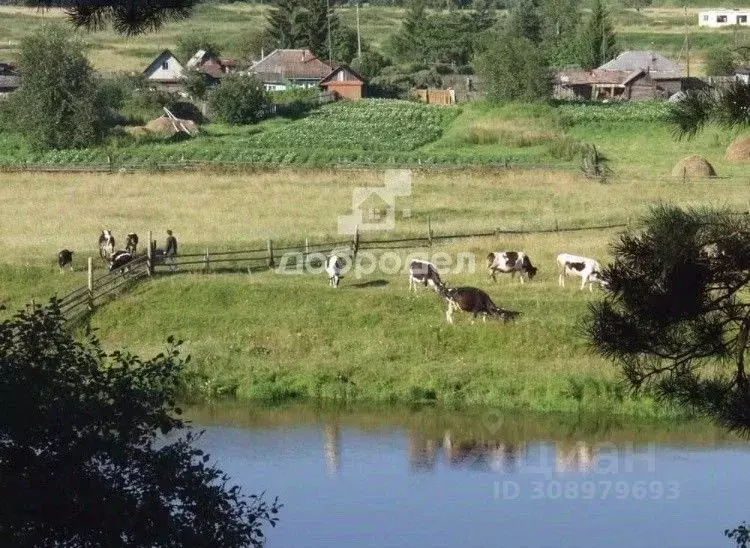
[185,403,744,477]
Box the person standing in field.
[165,229,178,271]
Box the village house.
[248,49,334,92]
[554,51,702,101]
[185,49,237,88]
[554,68,667,101]
[0,62,20,99]
[143,49,184,92]
[699,9,749,27]
[319,66,365,100]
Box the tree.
[539,0,581,66]
[182,68,208,101]
[667,81,750,139]
[506,0,542,43]
[209,74,268,125]
[0,302,280,546]
[306,0,338,61]
[266,0,309,49]
[26,0,197,36]
[588,206,750,434]
[475,28,552,101]
[176,30,221,64]
[575,0,618,69]
[704,46,737,76]
[7,25,109,151]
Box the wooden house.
[143,50,184,92]
[319,66,364,99]
[0,62,20,99]
[554,68,668,101]
[248,49,333,92]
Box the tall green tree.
[475,28,552,101]
[576,0,618,69]
[506,0,542,43]
[0,302,280,546]
[176,30,221,64]
[306,0,338,61]
[7,25,108,151]
[209,74,268,125]
[539,0,581,66]
[267,0,309,49]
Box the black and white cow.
[109,250,134,273]
[556,253,606,291]
[325,255,344,287]
[98,230,115,260]
[408,259,444,292]
[438,285,520,324]
[486,251,538,283]
[57,249,74,273]
[125,233,139,254]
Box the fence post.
[147,229,153,275]
[305,237,309,255]
[353,225,360,261]
[87,257,94,310]
[555,219,559,233]
[427,217,433,247]
[267,239,274,268]
[204,249,210,272]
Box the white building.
[143,50,185,91]
[698,9,749,27]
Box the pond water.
[186,404,750,548]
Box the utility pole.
[327,0,333,64]
[684,6,691,78]
[356,0,362,60]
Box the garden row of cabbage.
[555,101,670,125]
[245,100,461,152]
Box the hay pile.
[144,116,198,137]
[670,156,716,179]
[725,135,750,162]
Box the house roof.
[249,49,333,83]
[736,67,750,76]
[598,51,683,77]
[320,66,365,86]
[143,49,183,79]
[555,68,646,86]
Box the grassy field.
[0,4,748,74]
[0,168,747,417]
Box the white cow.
[486,251,538,283]
[557,253,606,291]
[325,255,344,287]
[408,259,444,292]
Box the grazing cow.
[557,253,606,291]
[57,249,74,273]
[125,233,139,254]
[109,250,134,273]
[438,286,520,324]
[486,251,538,283]
[408,260,444,292]
[325,255,344,287]
[98,230,115,260]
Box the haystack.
[670,155,716,179]
[144,115,198,137]
[725,135,750,162]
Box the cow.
[486,251,538,283]
[438,285,520,324]
[325,255,345,287]
[57,249,74,273]
[109,250,134,273]
[557,253,607,291]
[408,259,444,292]
[98,230,115,260]
[125,233,139,254]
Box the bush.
[209,74,268,125]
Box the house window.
[702,14,709,21]
[161,61,169,70]
[717,14,727,22]
[738,15,748,23]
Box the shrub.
[209,74,268,125]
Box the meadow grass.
[0,167,746,417]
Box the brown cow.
[438,286,520,324]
